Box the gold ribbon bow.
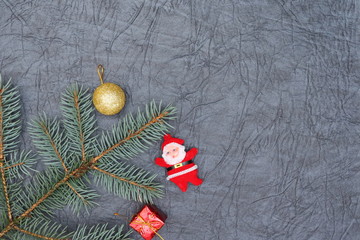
[132,214,165,240]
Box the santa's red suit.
[155,134,203,192]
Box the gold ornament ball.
[93,82,126,115]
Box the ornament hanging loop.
[97,64,105,84]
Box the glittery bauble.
[93,83,126,115]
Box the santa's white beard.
[163,149,186,165]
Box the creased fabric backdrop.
[1,0,360,239]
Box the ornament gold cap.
[97,64,105,84]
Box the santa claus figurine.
[155,134,203,192]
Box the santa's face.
[162,143,186,165]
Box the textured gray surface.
[1,0,360,239]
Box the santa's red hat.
[161,134,184,150]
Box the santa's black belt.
[167,160,194,171]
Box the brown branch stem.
[0,164,12,221]
[0,222,14,238]
[73,91,86,162]
[3,162,25,170]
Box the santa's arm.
[184,148,198,161]
[155,157,169,167]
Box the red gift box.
[130,205,167,240]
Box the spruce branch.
[0,77,176,239]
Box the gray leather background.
[1,0,360,239]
